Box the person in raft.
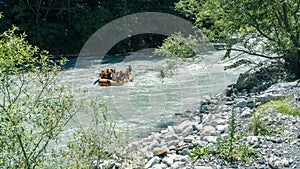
[128,64,132,73]
[105,69,112,79]
[99,69,105,79]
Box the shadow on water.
[62,53,165,70]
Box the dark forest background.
[0,0,181,55]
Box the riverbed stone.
[203,136,217,143]
[149,139,160,150]
[235,99,247,108]
[180,148,190,156]
[192,139,208,147]
[152,163,167,169]
[216,125,228,133]
[153,147,169,156]
[241,109,252,118]
[181,126,194,137]
[164,134,178,142]
[201,125,216,136]
[145,156,161,168]
[184,136,194,143]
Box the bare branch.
[224,48,283,59]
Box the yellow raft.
[99,74,133,86]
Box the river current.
[59,49,249,141]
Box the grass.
[256,99,300,116]
[248,99,300,136]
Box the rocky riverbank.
[132,79,300,169]
[97,60,300,169]
[133,60,300,169]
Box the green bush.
[60,100,132,168]
[155,32,197,59]
[0,26,74,168]
[190,111,258,164]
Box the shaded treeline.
[0,0,179,55]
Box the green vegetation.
[155,33,196,59]
[248,112,269,136]
[248,99,300,136]
[162,0,300,79]
[256,99,300,116]
[0,16,131,168]
[190,111,258,164]
[58,99,137,168]
[0,0,178,55]
[0,24,74,167]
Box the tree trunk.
[285,50,300,80]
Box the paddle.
[93,79,99,85]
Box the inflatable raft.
[99,74,133,86]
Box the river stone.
[210,118,226,126]
[168,140,178,147]
[145,156,161,168]
[203,136,217,143]
[201,125,216,136]
[181,126,194,137]
[170,161,185,169]
[194,167,213,169]
[162,155,174,166]
[175,120,196,133]
[164,134,178,142]
[184,136,194,143]
[153,147,169,156]
[256,93,285,103]
[216,125,228,133]
[241,109,252,118]
[235,99,247,108]
[192,139,208,147]
[148,139,160,150]
[180,148,190,156]
[152,163,167,169]
[247,136,258,145]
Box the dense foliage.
[0,0,178,55]
[173,0,300,79]
[0,22,75,167]
[0,15,131,167]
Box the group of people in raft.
[98,64,132,82]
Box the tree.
[0,18,75,168]
[175,0,300,79]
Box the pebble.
[145,156,161,168]
[153,147,169,156]
[215,125,228,133]
[129,78,300,169]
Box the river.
[59,49,249,141]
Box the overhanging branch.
[224,48,284,59]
